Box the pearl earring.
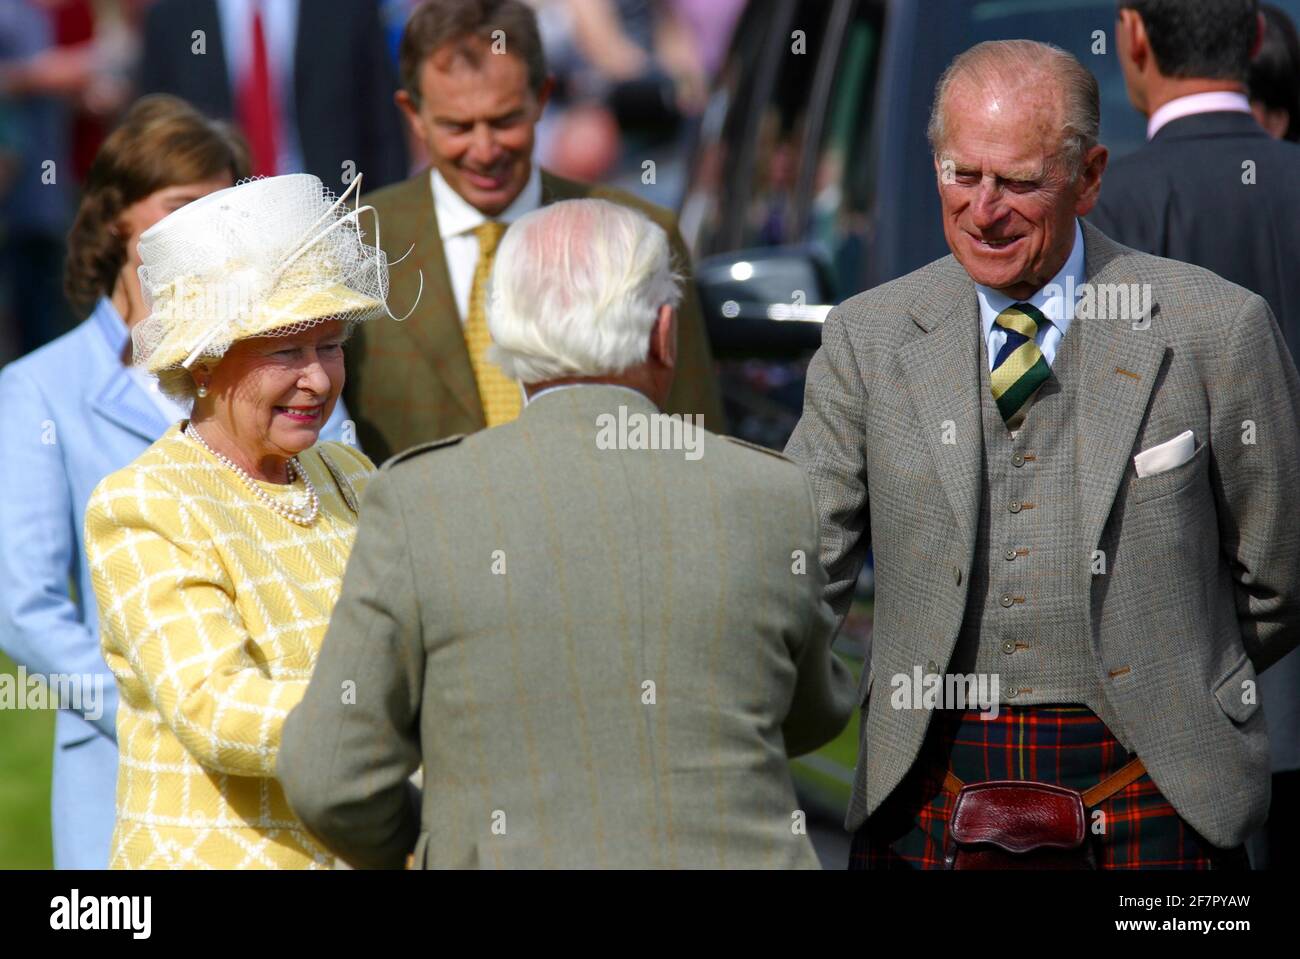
[196,383,209,398]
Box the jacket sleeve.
[781,469,856,756]
[279,468,423,869]
[783,304,871,618]
[0,365,119,739]
[1209,292,1300,673]
[84,470,307,776]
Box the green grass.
[0,651,55,868]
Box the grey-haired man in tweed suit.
[786,40,1300,868]
[279,198,855,868]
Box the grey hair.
[486,199,682,385]
[927,40,1100,178]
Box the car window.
[680,1,790,257]
[806,0,885,302]
[737,0,838,250]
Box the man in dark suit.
[137,0,407,192]
[346,0,724,461]
[1091,0,1300,361]
[1090,0,1300,869]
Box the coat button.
[926,660,939,675]
[1006,685,1019,699]
[1002,640,1016,654]
[1012,452,1025,467]
[1004,548,1017,561]
[954,565,962,585]
[1009,500,1022,513]
[1000,593,1014,607]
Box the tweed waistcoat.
[948,322,1129,745]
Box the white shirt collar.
[975,218,1085,340]
[1147,91,1252,140]
[430,165,543,240]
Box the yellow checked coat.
[84,423,375,869]
[346,168,727,462]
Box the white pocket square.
[1133,429,1195,478]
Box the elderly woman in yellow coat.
[85,172,405,869]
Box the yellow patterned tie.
[464,221,522,426]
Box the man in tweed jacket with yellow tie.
[786,40,1300,868]
[280,199,855,868]
[345,0,723,462]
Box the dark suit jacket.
[137,0,406,191]
[346,168,727,461]
[1089,111,1300,362]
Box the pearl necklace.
[184,423,319,525]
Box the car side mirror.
[694,247,835,356]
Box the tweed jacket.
[280,384,855,868]
[84,424,374,868]
[785,221,1300,849]
[344,168,726,461]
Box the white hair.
[486,198,682,385]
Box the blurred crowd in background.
[0,0,747,368]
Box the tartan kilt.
[849,704,1251,870]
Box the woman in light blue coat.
[0,96,359,868]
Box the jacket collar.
[87,297,172,443]
[523,381,658,416]
[1150,109,1267,143]
[381,170,482,427]
[515,382,662,440]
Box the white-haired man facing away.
[278,198,856,869]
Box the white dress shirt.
[430,165,544,323]
[216,0,304,175]
[975,218,1085,372]
[1146,90,1252,140]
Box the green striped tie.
[991,302,1052,429]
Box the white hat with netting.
[132,172,415,373]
